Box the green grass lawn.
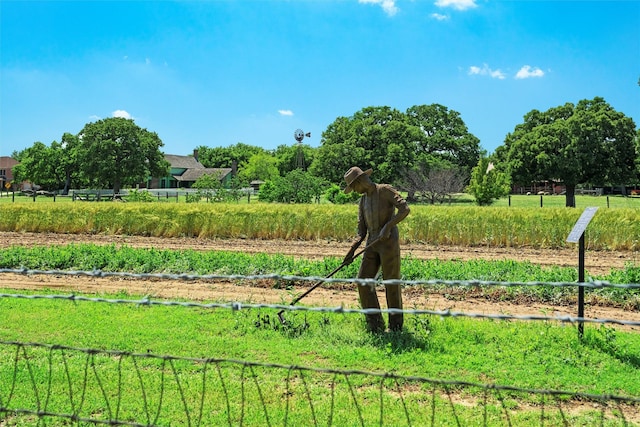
[1,290,639,426]
[494,194,640,209]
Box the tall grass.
[404,207,590,248]
[2,203,639,250]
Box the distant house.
[0,157,18,191]
[146,150,234,189]
[250,180,265,192]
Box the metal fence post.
[566,207,599,340]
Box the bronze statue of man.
[343,166,410,332]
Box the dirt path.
[1,232,639,331]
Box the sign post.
[566,207,599,338]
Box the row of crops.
[1,242,639,308]
[2,203,639,250]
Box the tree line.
[11,97,640,206]
[12,118,168,196]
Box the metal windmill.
[293,129,311,170]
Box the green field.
[1,201,639,425]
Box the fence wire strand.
[2,267,640,290]
[1,291,638,327]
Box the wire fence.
[1,269,639,426]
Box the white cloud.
[112,110,133,119]
[515,65,545,79]
[435,0,477,11]
[430,13,449,21]
[358,0,399,16]
[468,64,506,80]
[278,109,294,116]
[88,115,101,121]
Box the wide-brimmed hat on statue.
[343,166,372,194]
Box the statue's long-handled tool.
[277,238,381,325]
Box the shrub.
[260,171,327,203]
[126,189,155,203]
[325,184,360,204]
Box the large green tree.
[495,97,638,207]
[308,116,365,185]
[12,134,85,194]
[12,142,62,191]
[310,105,480,189]
[405,104,482,179]
[309,106,418,186]
[238,153,280,182]
[273,143,316,175]
[196,143,266,168]
[77,118,169,194]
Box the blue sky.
[1,0,639,158]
